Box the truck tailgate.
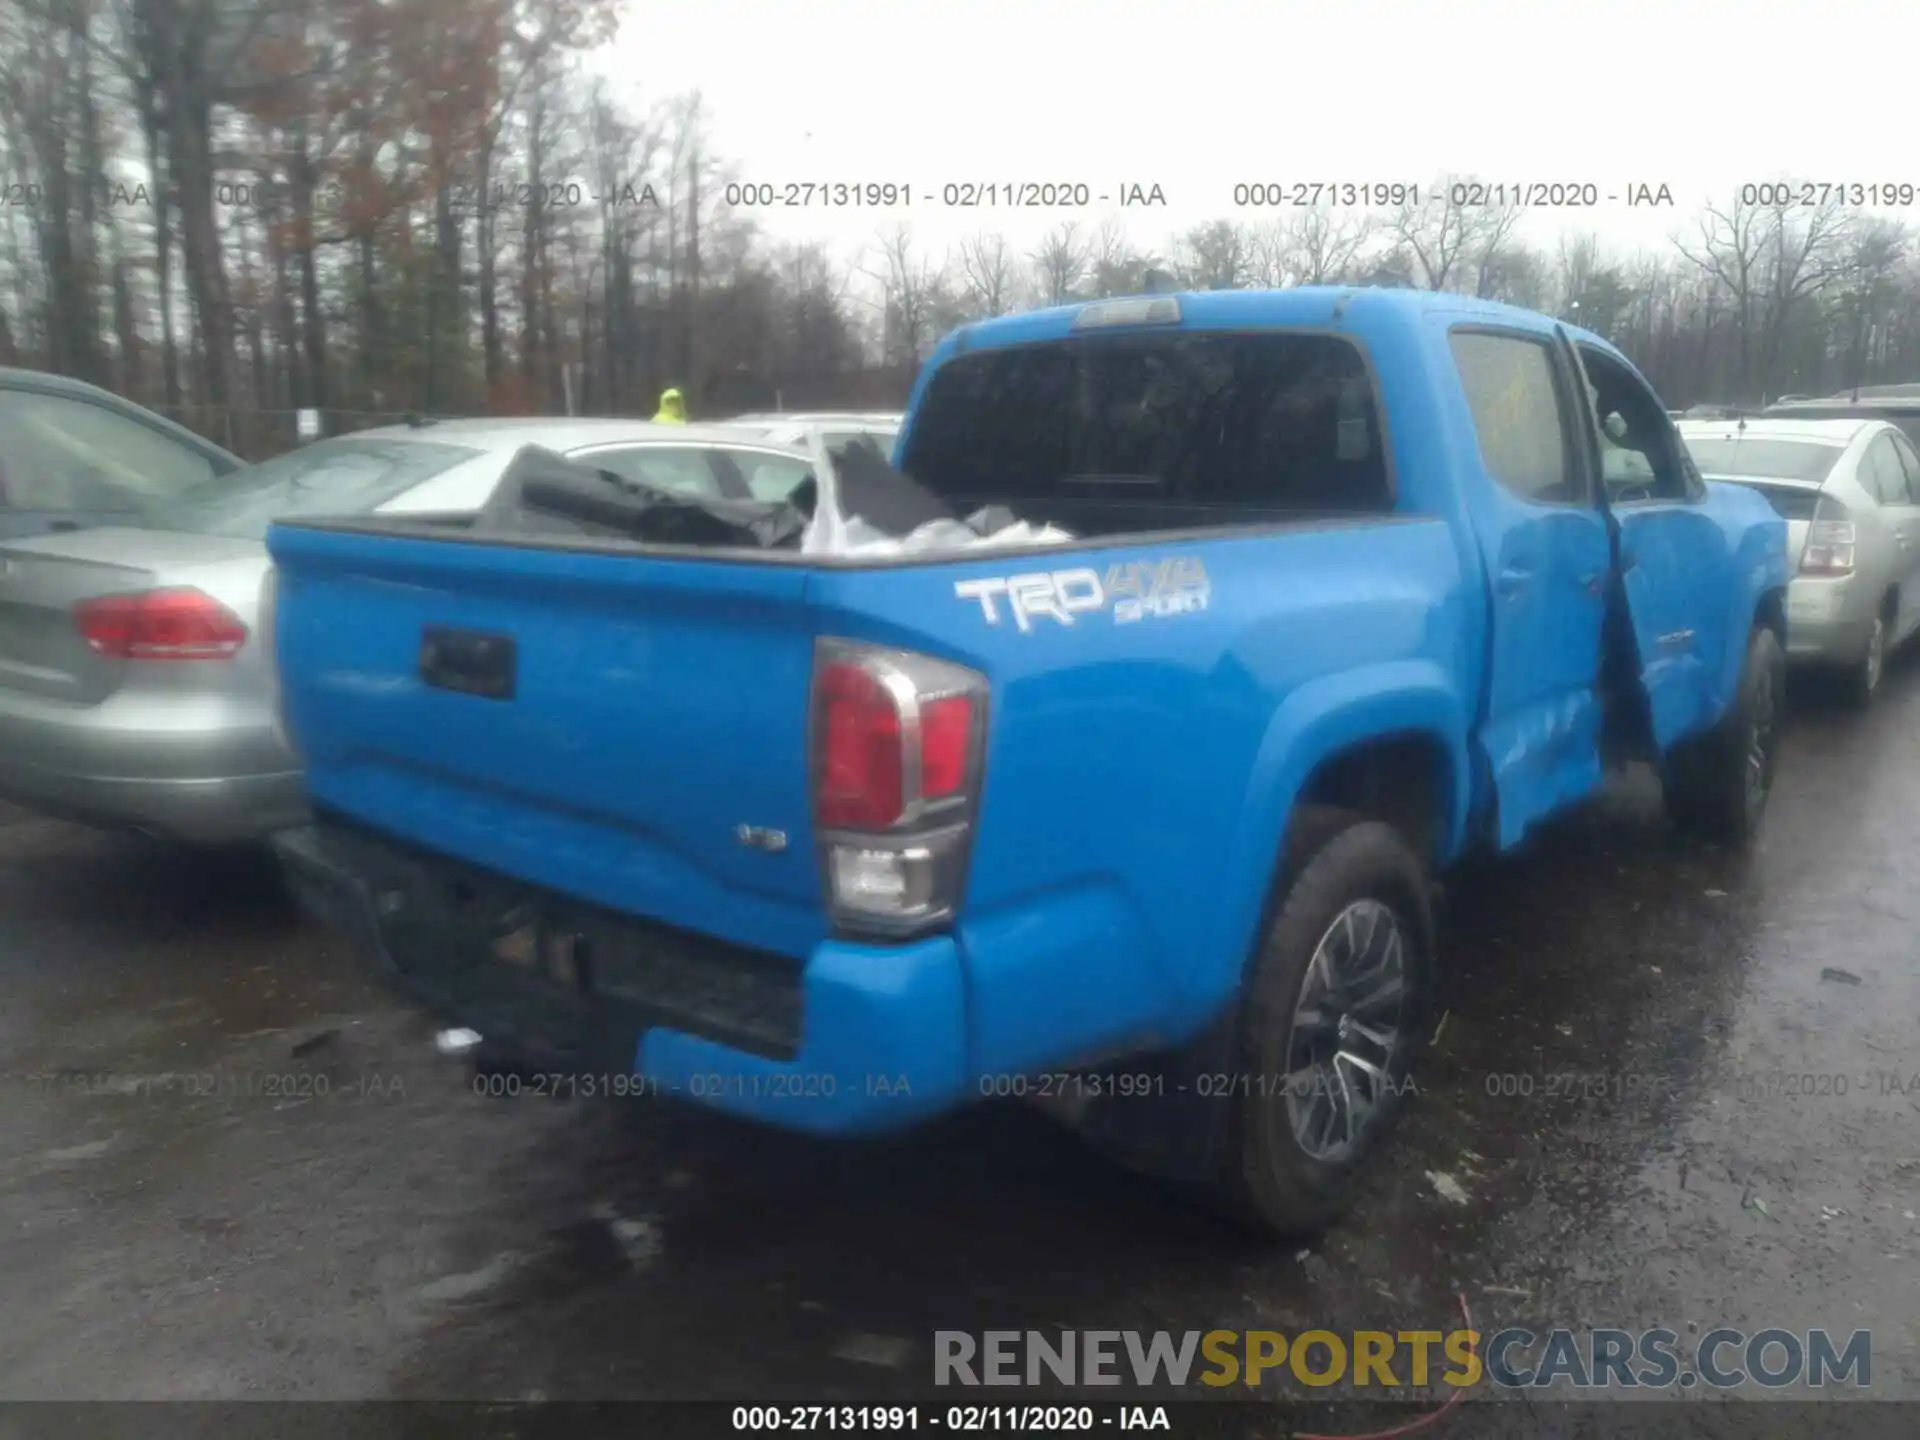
[268,523,827,959]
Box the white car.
[723,412,902,464]
[0,417,822,843]
[1678,416,1920,704]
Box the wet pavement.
[0,661,1916,1420]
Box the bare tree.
[1177,219,1252,290]
[1830,219,1911,389]
[957,231,1018,317]
[1029,220,1088,305]
[1088,216,1155,297]
[1390,187,1480,292]
[1274,208,1378,285]
[866,223,948,368]
[1468,203,1524,299]
[1674,195,1777,398]
[1756,198,1851,395]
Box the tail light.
[1800,500,1855,576]
[74,587,249,660]
[811,638,987,935]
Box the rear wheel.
[1665,625,1784,848]
[1844,614,1887,708]
[1214,812,1435,1238]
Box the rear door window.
[0,388,224,511]
[897,331,1391,525]
[1448,333,1581,504]
[726,450,814,504]
[1885,431,1920,503]
[1858,436,1907,506]
[587,446,730,499]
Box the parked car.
[1679,415,1920,704]
[724,412,903,469]
[268,288,1786,1237]
[0,367,242,539]
[0,417,820,844]
[1765,387,1920,451]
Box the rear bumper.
[1784,578,1876,663]
[0,687,305,843]
[0,761,308,844]
[272,822,970,1136]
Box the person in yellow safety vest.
[652,387,687,424]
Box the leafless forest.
[4,0,1920,457]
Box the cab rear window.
[897,332,1391,526]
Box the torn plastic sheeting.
[473,442,1075,557]
[833,512,1077,555]
[472,444,812,549]
[818,442,1078,555]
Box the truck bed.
[267,505,1472,1128]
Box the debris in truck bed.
[473,443,1071,556]
[474,445,812,549]
[830,441,954,536]
[812,443,1077,555]
[834,511,1076,555]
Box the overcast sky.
[589,0,1908,270]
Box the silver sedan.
[0,417,820,843]
[723,412,902,466]
[1678,416,1920,704]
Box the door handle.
[420,626,517,700]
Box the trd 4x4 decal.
[954,557,1210,633]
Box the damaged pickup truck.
[268,288,1788,1236]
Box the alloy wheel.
[1282,899,1410,1164]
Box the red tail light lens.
[1799,519,1856,576]
[811,640,988,935]
[918,695,975,800]
[75,587,250,660]
[817,660,906,829]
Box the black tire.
[1842,613,1888,709]
[1214,810,1436,1238]
[1664,625,1785,848]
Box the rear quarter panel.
[812,518,1474,1075]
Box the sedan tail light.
[810,638,988,936]
[1799,506,1856,577]
[75,587,250,660]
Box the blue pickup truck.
[268,288,1788,1236]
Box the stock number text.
[1741,181,1919,208]
[1233,181,1419,207]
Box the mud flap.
[1038,1004,1244,1186]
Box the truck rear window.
[897,332,1390,531]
